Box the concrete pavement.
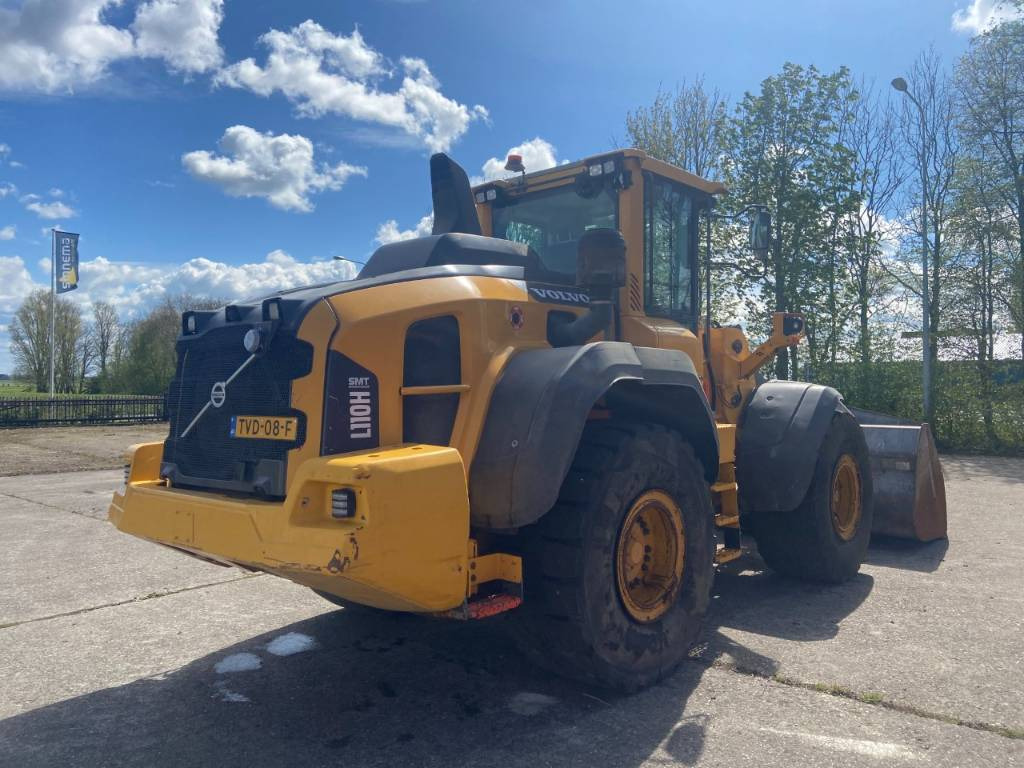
[0,456,1021,767]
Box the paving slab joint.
[685,656,1024,741]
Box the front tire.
[509,421,715,691]
[744,411,874,583]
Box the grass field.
[0,381,131,400]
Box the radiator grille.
[162,323,312,496]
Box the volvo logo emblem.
[180,354,258,438]
[210,381,227,408]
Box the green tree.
[106,294,225,394]
[721,63,860,379]
[843,80,906,401]
[8,289,86,392]
[9,290,50,390]
[91,301,120,380]
[946,153,1017,448]
[956,7,1024,357]
[625,77,728,179]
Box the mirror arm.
[710,203,769,223]
[738,312,806,379]
[709,259,769,282]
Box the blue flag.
[55,230,80,294]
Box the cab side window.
[644,175,693,319]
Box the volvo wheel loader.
[110,149,947,690]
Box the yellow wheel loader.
[110,149,946,690]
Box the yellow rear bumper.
[110,442,472,612]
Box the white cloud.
[952,0,1023,33]
[0,249,359,374]
[0,1,136,92]
[3,250,357,314]
[475,138,560,184]
[133,0,224,74]
[215,21,487,153]
[25,199,77,219]
[59,250,357,311]
[166,249,356,300]
[0,183,16,198]
[0,143,9,160]
[0,0,225,93]
[182,125,366,212]
[0,255,36,314]
[0,226,15,240]
[374,213,433,245]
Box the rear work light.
[331,488,356,519]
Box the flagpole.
[49,228,55,395]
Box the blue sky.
[0,0,1004,374]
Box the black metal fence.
[0,396,168,428]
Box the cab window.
[644,175,695,321]
[492,183,618,281]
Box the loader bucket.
[852,409,947,542]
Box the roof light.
[504,153,525,174]
[475,191,486,204]
[486,189,497,201]
[182,312,197,335]
[589,163,603,177]
[603,160,616,174]
[263,298,281,321]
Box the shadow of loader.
[0,538,888,768]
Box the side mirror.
[749,209,772,258]
[576,228,626,301]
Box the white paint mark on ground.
[213,680,251,703]
[214,652,262,674]
[759,727,919,760]
[266,632,317,657]
[508,692,559,716]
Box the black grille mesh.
[162,324,312,494]
[402,315,461,445]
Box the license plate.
[230,415,298,441]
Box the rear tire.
[744,411,873,583]
[508,421,715,691]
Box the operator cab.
[356,148,725,340]
[477,149,724,333]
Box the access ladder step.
[715,547,743,565]
[441,593,522,620]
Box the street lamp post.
[891,76,933,425]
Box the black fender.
[469,342,718,530]
[736,381,852,513]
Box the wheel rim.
[831,454,862,541]
[615,490,686,623]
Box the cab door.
[620,172,703,367]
